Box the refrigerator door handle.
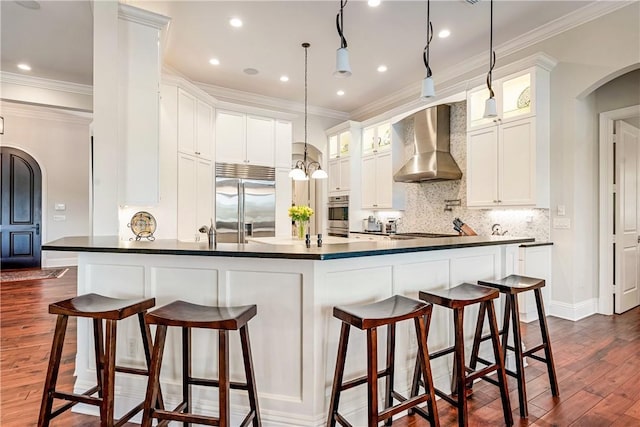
[241,182,247,243]
[237,181,243,243]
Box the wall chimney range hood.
[393,104,462,183]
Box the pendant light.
[334,0,352,78]
[483,0,497,118]
[421,0,435,98]
[290,43,328,181]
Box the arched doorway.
[291,142,324,235]
[1,147,42,269]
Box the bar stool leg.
[534,288,559,397]
[137,312,163,411]
[239,324,261,427]
[327,323,350,427]
[142,325,168,427]
[486,301,513,426]
[38,314,69,427]
[182,326,191,426]
[93,318,105,399]
[384,323,396,426]
[501,296,512,366]
[101,320,118,427]
[468,302,487,374]
[452,308,468,427]
[509,294,528,418]
[367,327,379,427]
[414,315,440,427]
[218,329,230,427]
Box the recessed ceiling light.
[243,68,259,75]
[337,90,345,96]
[377,65,388,73]
[280,75,289,82]
[15,1,40,10]
[17,63,31,71]
[438,29,451,38]
[229,17,243,28]
[209,58,220,66]
[368,0,381,7]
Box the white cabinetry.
[327,130,351,194]
[215,110,279,166]
[177,153,213,241]
[466,65,551,208]
[177,89,213,160]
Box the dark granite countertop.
[43,235,535,260]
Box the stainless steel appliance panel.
[327,195,349,237]
[215,177,241,243]
[242,179,276,239]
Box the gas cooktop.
[395,232,460,238]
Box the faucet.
[491,224,508,236]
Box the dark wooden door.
[1,147,42,269]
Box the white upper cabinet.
[466,64,551,208]
[275,120,293,169]
[467,70,534,131]
[362,151,394,209]
[362,122,391,156]
[215,110,279,167]
[177,89,214,160]
[327,129,352,195]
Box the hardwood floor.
[2,267,640,426]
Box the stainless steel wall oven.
[327,195,349,237]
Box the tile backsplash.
[383,101,550,241]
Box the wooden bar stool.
[141,300,260,427]
[327,295,439,427]
[412,283,513,427]
[469,275,559,418]
[38,293,159,427]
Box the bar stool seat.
[39,293,159,427]
[142,300,260,427]
[328,295,440,427]
[413,284,513,427]
[470,275,559,418]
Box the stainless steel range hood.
[393,104,462,183]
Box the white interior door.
[615,120,640,313]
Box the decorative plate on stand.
[128,211,157,241]
[517,86,531,109]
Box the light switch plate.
[553,217,570,229]
[557,205,566,216]
[54,203,66,211]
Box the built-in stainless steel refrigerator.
[215,163,276,243]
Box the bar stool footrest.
[115,365,150,376]
[49,385,101,419]
[152,408,218,425]
[434,388,458,406]
[379,393,430,421]
[523,343,546,357]
[52,388,102,406]
[114,402,145,427]
[467,364,499,383]
[429,345,455,360]
[339,368,390,392]
[189,376,249,391]
[334,412,353,427]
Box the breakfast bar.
[44,235,536,426]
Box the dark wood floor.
[2,267,640,426]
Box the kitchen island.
[44,235,535,426]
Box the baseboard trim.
[548,298,598,321]
[43,257,77,268]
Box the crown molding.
[0,72,93,96]
[194,81,350,121]
[350,0,627,120]
[0,101,92,125]
[118,3,170,29]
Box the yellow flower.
[288,205,314,222]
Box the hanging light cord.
[486,0,496,98]
[303,43,309,165]
[423,0,433,78]
[336,0,348,49]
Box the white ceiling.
[1,0,619,115]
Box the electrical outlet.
[127,338,137,357]
[553,217,571,229]
[526,215,533,223]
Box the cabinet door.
[500,118,535,205]
[178,89,196,154]
[361,155,377,208]
[196,158,213,229]
[362,127,376,156]
[339,157,350,191]
[275,120,293,169]
[215,110,245,164]
[328,159,341,192]
[246,115,275,166]
[467,127,499,207]
[196,100,213,160]
[376,151,393,208]
[177,153,198,241]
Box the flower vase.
[297,221,307,240]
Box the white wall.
[0,102,91,266]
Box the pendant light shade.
[334,0,351,78]
[334,47,352,78]
[290,43,327,181]
[421,0,435,99]
[483,0,498,118]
